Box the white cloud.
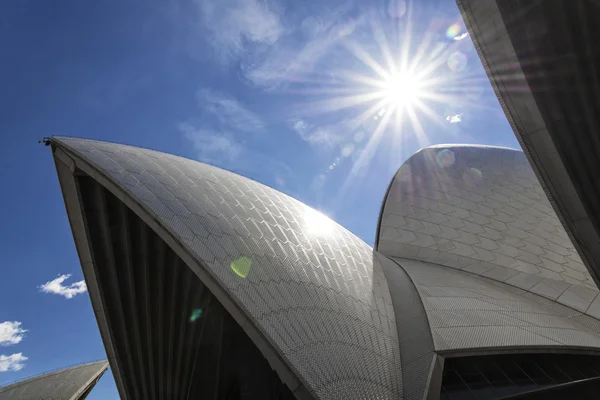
[453,32,469,41]
[446,113,462,123]
[180,122,291,182]
[179,123,243,164]
[39,274,87,299]
[179,88,265,165]
[0,322,27,346]
[181,88,292,185]
[243,10,359,89]
[197,0,283,61]
[196,89,264,133]
[245,33,339,88]
[291,119,347,148]
[0,353,28,372]
[190,0,358,89]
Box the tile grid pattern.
[0,361,108,399]
[55,138,402,400]
[397,257,600,352]
[377,145,600,317]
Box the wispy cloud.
[0,322,27,346]
[39,274,87,299]
[196,89,265,133]
[245,30,349,88]
[0,353,28,372]
[180,88,264,165]
[179,123,243,164]
[181,89,291,186]
[243,8,359,89]
[291,119,347,148]
[196,0,283,62]
[453,32,469,41]
[446,113,462,123]
[181,122,291,185]
[190,0,359,89]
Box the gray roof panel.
[377,145,600,317]
[0,361,108,400]
[397,257,600,354]
[52,137,402,399]
[457,0,600,300]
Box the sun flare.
[380,71,424,110]
[296,11,483,203]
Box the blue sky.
[0,0,518,397]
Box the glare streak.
[303,91,387,115]
[340,109,394,195]
[344,41,391,80]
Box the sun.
[380,71,424,110]
[291,12,474,200]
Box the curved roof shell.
[456,0,600,293]
[51,138,600,400]
[51,137,409,400]
[376,145,600,317]
[0,361,108,400]
[397,257,600,354]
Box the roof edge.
[374,143,523,250]
[0,361,108,393]
[50,137,314,400]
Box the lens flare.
[436,149,455,168]
[387,0,407,18]
[448,52,468,71]
[445,23,462,40]
[190,309,203,322]
[342,143,355,157]
[463,167,483,186]
[353,130,365,143]
[231,257,252,278]
[294,12,477,204]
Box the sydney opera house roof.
[377,145,599,314]
[456,0,600,293]
[0,361,108,400]
[49,137,600,399]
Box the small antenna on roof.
[38,137,52,146]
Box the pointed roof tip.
[38,137,53,146]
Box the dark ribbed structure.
[75,176,294,399]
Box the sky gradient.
[0,0,519,397]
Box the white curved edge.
[53,151,128,400]
[424,144,520,151]
[53,142,315,400]
[375,144,521,250]
[376,144,600,319]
